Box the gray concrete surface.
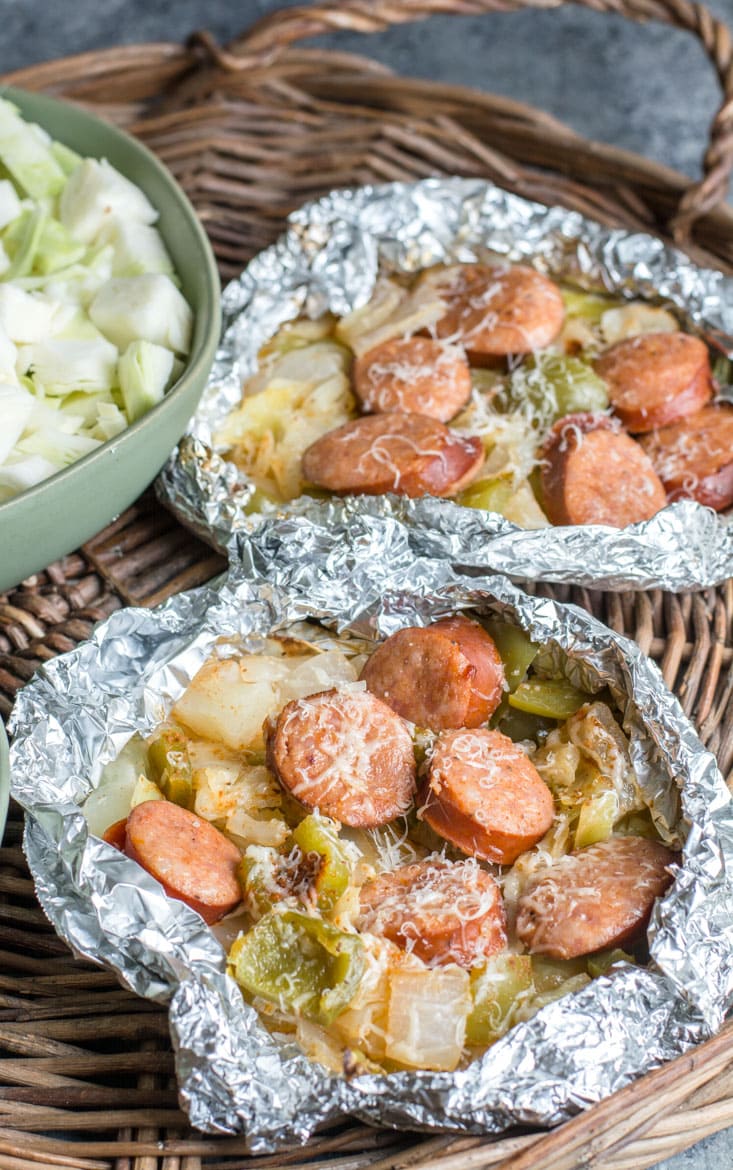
[2,1,733,1167]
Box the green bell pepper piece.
[508,678,591,721]
[230,909,365,1024]
[561,288,617,322]
[508,353,609,423]
[466,954,533,1047]
[483,620,539,692]
[531,955,588,992]
[291,813,352,914]
[494,702,557,744]
[147,726,193,809]
[586,947,634,978]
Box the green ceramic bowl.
[0,87,221,593]
[0,722,8,844]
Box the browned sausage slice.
[267,688,416,828]
[124,800,242,925]
[302,412,484,498]
[431,263,565,358]
[103,817,128,851]
[357,857,506,967]
[353,337,472,422]
[360,616,505,729]
[515,835,676,959]
[421,728,555,865]
[639,403,733,511]
[540,412,668,527]
[595,333,712,433]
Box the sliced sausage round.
[360,615,505,729]
[357,857,506,967]
[595,332,712,433]
[103,817,128,851]
[639,403,733,511]
[422,728,555,865]
[540,412,668,527]
[353,337,472,422]
[124,800,242,925]
[515,835,676,959]
[266,688,416,828]
[431,263,565,358]
[302,412,484,498]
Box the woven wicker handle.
[200,0,733,241]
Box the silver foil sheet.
[9,510,733,1150]
[157,177,733,590]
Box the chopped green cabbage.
[118,339,174,421]
[0,105,192,502]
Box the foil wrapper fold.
[157,177,733,589]
[9,510,733,1150]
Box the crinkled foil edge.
[9,511,733,1149]
[157,176,733,590]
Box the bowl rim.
[0,84,221,519]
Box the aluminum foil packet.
[157,176,733,590]
[9,510,733,1151]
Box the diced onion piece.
[336,278,445,358]
[600,304,678,346]
[118,339,174,422]
[89,274,192,354]
[0,382,34,464]
[82,736,149,837]
[0,178,21,229]
[60,158,158,244]
[335,278,404,351]
[226,808,290,849]
[295,1018,345,1073]
[130,774,165,808]
[98,219,174,278]
[385,967,471,1072]
[173,655,292,751]
[278,649,358,705]
[29,337,119,395]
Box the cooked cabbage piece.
[216,340,356,501]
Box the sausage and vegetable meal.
[87,613,678,1075]
[213,261,731,527]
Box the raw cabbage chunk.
[0,108,193,502]
[89,274,192,354]
[118,339,174,421]
[60,158,158,244]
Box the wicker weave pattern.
[1,2,733,1166]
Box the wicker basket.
[2,2,733,1167]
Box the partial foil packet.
[157,177,733,590]
[9,511,733,1151]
